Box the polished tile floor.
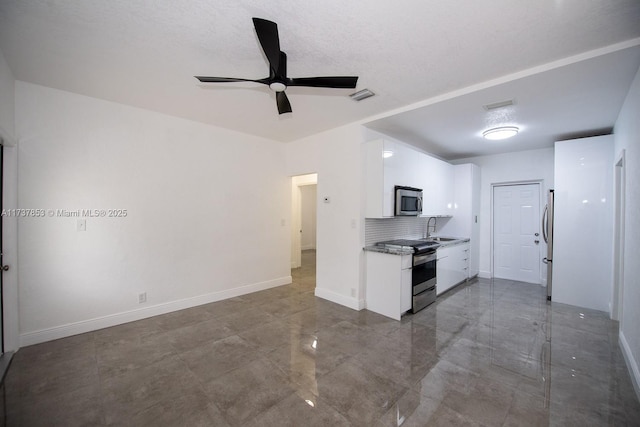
[2,250,640,426]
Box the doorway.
[300,185,317,252]
[0,131,17,364]
[492,182,542,284]
[291,173,318,279]
[612,151,626,321]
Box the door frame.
[0,126,19,379]
[0,127,18,355]
[490,180,545,282]
[612,150,626,321]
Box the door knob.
[535,232,539,237]
[1,265,9,271]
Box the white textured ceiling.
[366,43,640,159]
[1,1,640,155]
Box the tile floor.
[2,249,640,426]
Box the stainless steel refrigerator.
[542,189,554,301]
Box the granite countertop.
[364,236,469,255]
[432,236,470,247]
[363,245,415,255]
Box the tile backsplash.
[364,216,451,246]
[365,217,425,246]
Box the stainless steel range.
[375,239,440,313]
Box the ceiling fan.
[195,18,359,114]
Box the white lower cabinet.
[366,251,412,320]
[400,267,412,313]
[436,242,469,295]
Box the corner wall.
[15,82,291,345]
[614,64,640,398]
[285,124,365,309]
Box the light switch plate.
[77,219,87,231]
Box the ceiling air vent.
[350,89,375,101]
[483,99,515,111]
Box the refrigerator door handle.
[542,205,548,243]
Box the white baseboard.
[478,270,492,279]
[314,287,364,311]
[620,330,640,402]
[19,276,292,347]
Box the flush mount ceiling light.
[482,126,519,140]
[382,150,394,158]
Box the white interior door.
[493,183,541,283]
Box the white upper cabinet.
[364,139,422,218]
[420,155,455,217]
[364,139,456,218]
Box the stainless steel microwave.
[395,186,423,216]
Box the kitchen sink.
[429,237,458,242]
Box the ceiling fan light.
[269,82,286,92]
[483,126,519,140]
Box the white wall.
[453,148,555,279]
[0,48,19,352]
[15,81,291,345]
[553,135,613,312]
[614,64,640,397]
[285,124,365,309]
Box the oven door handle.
[414,253,436,265]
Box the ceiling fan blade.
[276,51,287,79]
[288,76,358,89]
[195,76,267,84]
[276,91,292,114]
[252,18,280,73]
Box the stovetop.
[375,239,440,253]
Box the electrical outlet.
[350,288,356,297]
[138,292,147,304]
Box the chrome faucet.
[426,217,437,238]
